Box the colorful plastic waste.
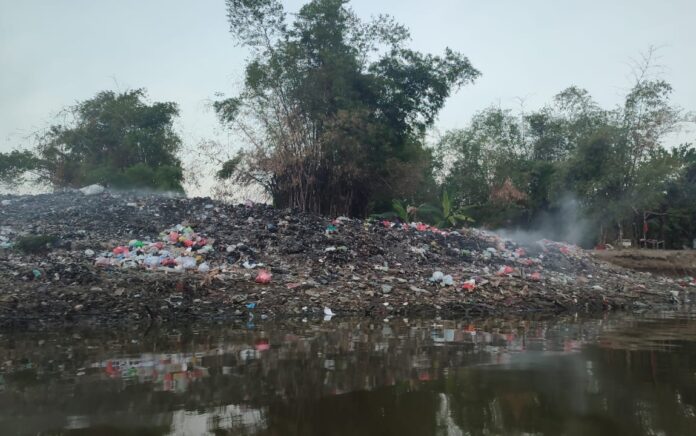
[95,224,215,272]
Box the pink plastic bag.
[255,270,272,284]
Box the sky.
[2,0,695,184]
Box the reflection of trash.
[255,340,270,351]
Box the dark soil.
[594,249,696,276]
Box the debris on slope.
[0,190,692,327]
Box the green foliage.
[3,89,184,192]
[662,146,696,247]
[217,0,479,216]
[416,191,475,228]
[15,235,58,254]
[0,150,41,187]
[216,155,243,180]
[391,200,410,223]
[436,71,692,246]
[371,199,412,222]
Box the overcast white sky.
[2,0,695,157]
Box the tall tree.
[214,0,479,216]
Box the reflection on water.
[1,312,695,435]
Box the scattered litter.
[430,271,453,286]
[79,184,105,196]
[430,271,444,282]
[462,279,476,291]
[0,191,689,325]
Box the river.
[1,311,695,435]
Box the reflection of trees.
[437,321,696,435]
[582,340,696,435]
[0,315,694,435]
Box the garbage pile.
[0,189,692,327]
[94,224,214,273]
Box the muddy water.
[1,312,695,435]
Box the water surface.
[1,312,695,435]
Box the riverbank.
[0,191,692,328]
[594,249,696,276]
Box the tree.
[662,146,696,248]
[0,150,41,188]
[435,107,538,228]
[436,52,693,245]
[213,0,479,216]
[0,89,184,192]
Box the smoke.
[495,195,593,247]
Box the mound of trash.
[0,189,692,327]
